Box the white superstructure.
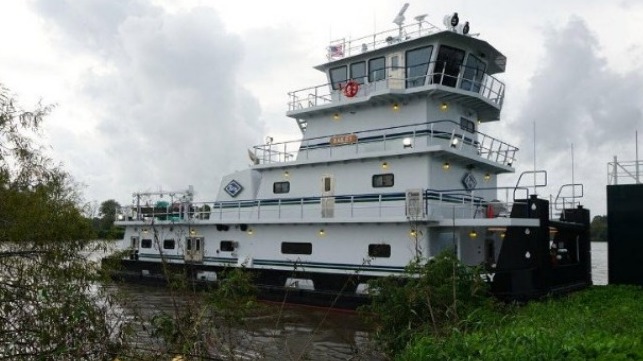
[113,5,591,306]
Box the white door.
[184,236,204,263]
[321,175,335,218]
[130,236,139,260]
[387,52,404,90]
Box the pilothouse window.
[330,66,347,90]
[434,45,465,87]
[368,57,386,82]
[350,61,366,84]
[461,54,486,92]
[406,46,433,88]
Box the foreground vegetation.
[361,252,642,360]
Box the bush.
[397,285,643,361]
[359,251,492,355]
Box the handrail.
[251,119,518,166]
[116,185,528,224]
[326,20,443,59]
[287,61,505,112]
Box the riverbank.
[397,284,642,361]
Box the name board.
[330,134,358,146]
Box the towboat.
[111,4,592,308]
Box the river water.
[108,242,608,360]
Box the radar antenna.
[414,14,427,31]
[393,3,410,39]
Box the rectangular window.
[372,173,394,188]
[220,240,235,252]
[330,66,347,90]
[434,45,465,87]
[186,238,192,251]
[141,239,152,248]
[350,61,366,84]
[273,181,290,194]
[368,57,386,82]
[406,46,433,88]
[460,117,475,133]
[369,244,391,258]
[323,177,332,192]
[163,239,175,250]
[461,54,486,92]
[281,242,313,255]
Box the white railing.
[116,187,529,224]
[326,21,442,59]
[250,120,517,167]
[607,157,642,185]
[287,63,505,112]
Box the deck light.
[392,102,399,111]
[333,112,341,120]
[500,232,506,239]
[142,228,148,234]
[403,138,413,148]
[247,228,254,235]
[442,162,450,170]
[284,171,290,178]
[484,173,491,181]
[409,229,417,237]
[440,102,448,112]
[190,229,196,235]
[450,138,459,148]
[319,229,326,236]
[381,161,389,169]
[469,229,478,238]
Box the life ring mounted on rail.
[342,80,359,97]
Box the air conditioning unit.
[405,189,425,218]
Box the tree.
[590,215,607,242]
[96,199,123,239]
[0,84,119,359]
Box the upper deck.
[287,18,507,123]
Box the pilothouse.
[111,4,592,308]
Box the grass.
[397,285,643,361]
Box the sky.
[0,0,642,216]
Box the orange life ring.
[342,80,359,97]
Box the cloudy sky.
[1,0,642,215]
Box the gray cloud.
[509,17,643,213]
[32,1,265,201]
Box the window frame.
[405,45,433,88]
[350,61,366,84]
[368,244,391,258]
[368,57,386,82]
[281,242,313,255]
[273,181,290,194]
[329,66,348,90]
[220,240,235,252]
[372,173,395,188]
[141,239,152,249]
[163,239,176,250]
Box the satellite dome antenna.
[393,3,410,40]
